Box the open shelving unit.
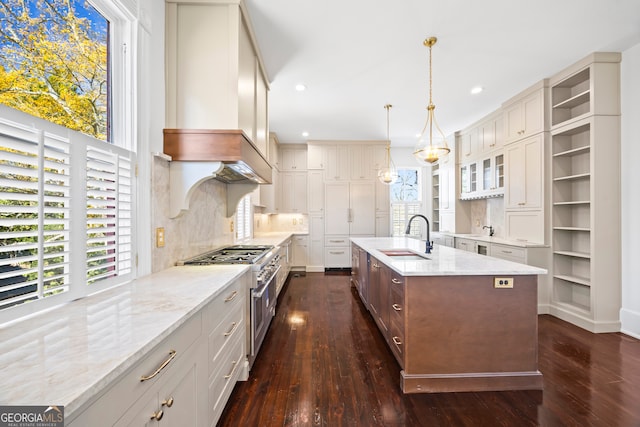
[549,52,621,332]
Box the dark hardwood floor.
[218,272,640,426]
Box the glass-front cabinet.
[460,152,504,200]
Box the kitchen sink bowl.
[378,249,430,261]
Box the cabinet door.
[280,172,307,213]
[350,145,375,180]
[522,90,544,136]
[307,170,324,214]
[505,135,542,209]
[261,170,278,213]
[308,215,325,270]
[324,182,350,234]
[350,182,376,235]
[280,148,307,171]
[378,265,391,334]
[238,22,256,142]
[268,134,279,169]
[325,145,350,181]
[504,101,523,144]
[292,236,308,266]
[307,144,326,169]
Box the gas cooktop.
[181,245,274,265]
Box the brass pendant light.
[413,37,451,164]
[378,104,399,185]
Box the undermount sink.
[379,249,430,261]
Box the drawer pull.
[392,304,402,311]
[224,291,238,303]
[140,350,176,382]
[329,251,344,255]
[502,250,512,254]
[224,360,238,380]
[391,278,402,284]
[392,336,402,346]
[162,397,174,408]
[224,321,239,337]
[150,410,163,421]
[329,239,345,243]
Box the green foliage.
[0,0,108,140]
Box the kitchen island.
[351,236,547,394]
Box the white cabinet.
[349,145,375,180]
[505,134,543,210]
[279,172,307,213]
[165,1,268,157]
[292,235,309,268]
[503,82,546,145]
[68,275,249,427]
[307,144,326,169]
[307,170,324,214]
[478,113,504,154]
[458,128,478,161]
[455,237,478,253]
[479,152,504,195]
[268,133,280,170]
[459,162,478,197]
[280,146,307,171]
[307,214,325,272]
[324,145,350,181]
[260,169,279,214]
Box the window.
[0,0,136,321]
[235,194,252,242]
[391,168,423,237]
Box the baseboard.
[548,306,621,333]
[305,266,324,273]
[537,303,550,314]
[620,308,640,339]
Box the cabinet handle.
[140,350,176,382]
[329,239,345,243]
[224,360,238,380]
[224,290,238,303]
[392,304,402,311]
[392,336,403,346]
[502,250,512,254]
[372,263,379,268]
[224,321,239,337]
[518,202,526,206]
[150,410,164,421]
[329,251,345,255]
[490,143,495,147]
[391,278,402,284]
[162,397,174,408]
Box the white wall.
[621,42,640,339]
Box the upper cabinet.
[503,81,547,145]
[165,0,269,158]
[280,146,307,171]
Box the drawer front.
[324,235,350,247]
[389,316,405,368]
[324,247,351,268]
[490,243,526,263]
[204,275,246,332]
[208,298,244,375]
[70,313,202,424]
[209,330,245,426]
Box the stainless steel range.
[180,244,280,367]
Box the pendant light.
[378,104,399,185]
[413,37,451,164]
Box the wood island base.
[401,370,543,394]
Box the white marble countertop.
[434,232,549,248]
[351,236,547,277]
[0,264,249,415]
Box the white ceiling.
[244,0,640,147]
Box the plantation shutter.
[0,110,135,312]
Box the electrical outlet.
[155,227,165,248]
[494,277,514,288]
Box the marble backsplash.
[151,157,233,272]
[469,197,505,237]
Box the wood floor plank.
[218,272,640,427]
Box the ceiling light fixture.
[471,86,483,95]
[295,84,306,91]
[413,36,451,165]
[302,131,309,137]
[378,104,399,185]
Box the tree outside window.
[0,0,109,141]
[391,168,423,237]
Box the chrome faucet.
[483,225,494,236]
[405,214,433,254]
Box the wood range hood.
[163,129,272,185]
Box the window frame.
[0,0,138,324]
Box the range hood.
[163,129,272,184]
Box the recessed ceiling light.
[471,86,484,95]
[295,84,307,91]
[302,132,309,137]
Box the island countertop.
[350,236,547,277]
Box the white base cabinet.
[67,272,250,427]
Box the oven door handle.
[252,265,281,298]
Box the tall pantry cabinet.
[548,53,621,332]
[308,141,389,269]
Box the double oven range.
[180,244,280,367]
